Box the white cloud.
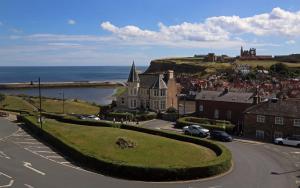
[101,7,300,45]
[286,40,296,44]
[68,19,76,25]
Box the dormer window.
[160,89,166,96]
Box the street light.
[59,91,65,114]
[176,93,187,118]
[31,77,42,129]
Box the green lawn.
[113,87,127,97]
[1,95,36,112]
[28,98,100,114]
[235,60,300,68]
[28,117,216,168]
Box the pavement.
[0,117,298,188]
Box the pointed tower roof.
[127,61,140,82]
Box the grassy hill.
[145,57,300,77]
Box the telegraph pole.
[38,77,42,129]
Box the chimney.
[167,70,174,79]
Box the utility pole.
[38,77,42,129]
[59,91,65,114]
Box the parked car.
[210,130,233,142]
[274,137,300,147]
[79,115,100,121]
[183,125,209,137]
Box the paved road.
[0,117,298,188]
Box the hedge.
[176,117,235,132]
[18,114,232,181]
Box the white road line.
[34,151,55,154]
[26,146,48,149]
[0,151,10,159]
[0,172,12,179]
[23,161,46,176]
[24,138,37,141]
[291,151,300,154]
[14,142,42,145]
[46,155,63,159]
[60,162,70,164]
[24,184,34,188]
[0,180,14,188]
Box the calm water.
[0,66,147,83]
[0,87,115,105]
[0,66,147,105]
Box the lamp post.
[33,77,42,129]
[59,91,65,114]
[176,93,187,118]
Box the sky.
[0,0,300,66]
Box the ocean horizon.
[0,66,148,83]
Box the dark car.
[210,130,233,142]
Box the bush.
[166,107,177,113]
[106,111,157,121]
[176,117,235,132]
[19,114,231,181]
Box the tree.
[270,63,289,75]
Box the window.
[214,109,219,119]
[256,115,265,123]
[275,117,283,125]
[160,89,166,96]
[121,98,125,104]
[256,130,264,139]
[160,101,166,110]
[133,89,137,95]
[154,90,159,96]
[199,105,203,112]
[130,99,137,108]
[227,110,232,120]
[294,119,300,127]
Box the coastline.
[0,81,125,89]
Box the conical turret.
[127,61,140,83]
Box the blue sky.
[0,0,300,66]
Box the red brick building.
[195,89,255,133]
[243,98,300,141]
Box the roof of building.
[195,90,254,103]
[244,99,300,118]
[139,73,167,89]
[127,61,140,82]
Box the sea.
[0,66,147,105]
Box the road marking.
[23,161,46,176]
[26,146,48,149]
[0,172,12,179]
[291,151,300,154]
[24,184,34,188]
[60,161,70,164]
[46,155,63,159]
[0,151,10,159]
[0,172,14,188]
[14,142,42,145]
[34,151,55,154]
[0,180,14,188]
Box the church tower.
[127,61,140,109]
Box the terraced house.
[243,98,300,141]
[116,62,178,111]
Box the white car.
[274,137,300,147]
[87,115,100,121]
[183,125,209,137]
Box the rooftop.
[195,90,254,103]
[244,99,300,118]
